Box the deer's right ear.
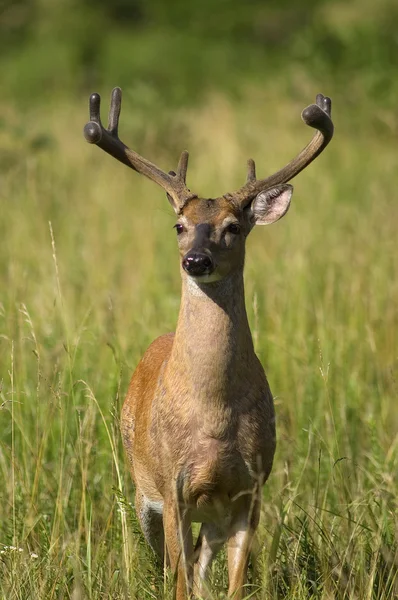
[249,184,293,226]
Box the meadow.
[0,72,397,598]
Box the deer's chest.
[178,431,256,511]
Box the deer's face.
[175,185,293,282]
[175,198,247,282]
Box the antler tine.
[246,158,256,182]
[83,88,196,212]
[107,86,121,136]
[176,151,189,183]
[227,93,334,207]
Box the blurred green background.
[2,0,398,110]
[0,1,397,599]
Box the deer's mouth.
[188,271,224,283]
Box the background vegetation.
[0,0,397,598]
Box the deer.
[84,88,333,599]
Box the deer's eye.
[226,222,241,235]
[174,223,185,235]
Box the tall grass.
[0,82,397,599]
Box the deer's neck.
[167,271,255,428]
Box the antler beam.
[226,94,334,207]
[83,87,196,212]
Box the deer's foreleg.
[163,496,194,600]
[194,522,226,599]
[227,495,261,600]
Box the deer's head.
[84,89,333,283]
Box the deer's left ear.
[249,184,293,225]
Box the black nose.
[182,252,214,276]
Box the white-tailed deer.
[84,89,333,599]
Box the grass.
[0,80,397,599]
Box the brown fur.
[121,198,279,599]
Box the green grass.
[0,82,397,599]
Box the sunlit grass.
[0,84,397,598]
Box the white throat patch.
[185,273,234,299]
